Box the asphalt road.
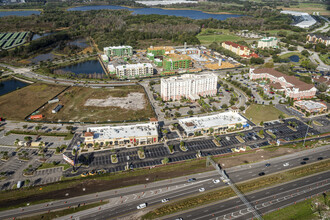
[57,146,330,220]
[167,171,330,220]
[1,146,329,220]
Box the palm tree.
[14,139,20,146]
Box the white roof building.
[115,63,153,79]
[179,111,248,135]
[84,121,159,146]
[281,11,317,28]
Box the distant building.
[306,34,330,46]
[294,100,327,114]
[161,73,218,101]
[114,63,153,79]
[221,41,258,58]
[178,111,248,136]
[249,68,317,100]
[103,46,133,57]
[257,37,278,49]
[84,120,159,147]
[281,11,317,28]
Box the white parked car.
[161,198,169,203]
[137,203,147,209]
[283,163,289,167]
[213,179,220,184]
[199,188,205,192]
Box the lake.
[58,60,105,75]
[67,5,242,20]
[32,33,53,41]
[68,39,89,48]
[289,55,300,62]
[0,79,28,96]
[0,10,41,17]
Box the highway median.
[141,159,330,219]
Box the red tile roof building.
[249,68,317,100]
[221,41,258,58]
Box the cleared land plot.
[0,83,66,120]
[39,85,155,122]
[279,3,329,16]
[244,104,288,124]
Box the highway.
[58,146,329,220]
[1,145,329,220]
[167,171,330,220]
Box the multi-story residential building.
[257,37,278,49]
[178,111,248,136]
[84,119,159,147]
[112,63,153,79]
[147,46,174,56]
[294,100,327,114]
[221,41,258,58]
[249,68,317,100]
[161,73,217,101]
[163,54,192,71]
[306,34,330,46]
[103,46,133,57]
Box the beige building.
[114,63,153,79]
[257,37,278,49]
[84,119,159,148]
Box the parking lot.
[265,118,319,141]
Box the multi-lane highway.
[1,145,329,220]
[167,172,329,220]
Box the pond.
[67,5,242,20]
[30,53,57,64]
[32,33,53,41]
[67,39,89,49]
[0,10,41,17]
[57,60,105,75]
[289,55,300,62]
[0,79,28,96]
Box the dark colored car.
[301,161,307,165]
[303,158,309,161]
[317,157,323,160]
[265,163,271,167]
[187,178,196,183]
[259,172,265,176]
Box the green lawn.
[20,201,108,220]
[263,193,329,220]
[279,52,302,60]
[244,104,288,124]
[319,53,330,65]
[37,163,71,171]
[197,28,252,45]
[261,29,295,36]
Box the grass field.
[197,28,252,45]
[263,193,329,220]
[0,83,66,120]
[38,85,155,122]
[244,104,288,124]
[319,53,330,65]
[280,3,329,16]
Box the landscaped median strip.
[19,201,108,220]
[141,159,330,219]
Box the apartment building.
[114,63,153,79]
[306,34,330,46]
[257,37,278,49]
[161,73,217,101]
[249,68,317,100]
[103,45,133,57]
[221,41,256,57]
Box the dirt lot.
[39,85,155,122]
[0,83,66,120]
[216,147,299,168]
